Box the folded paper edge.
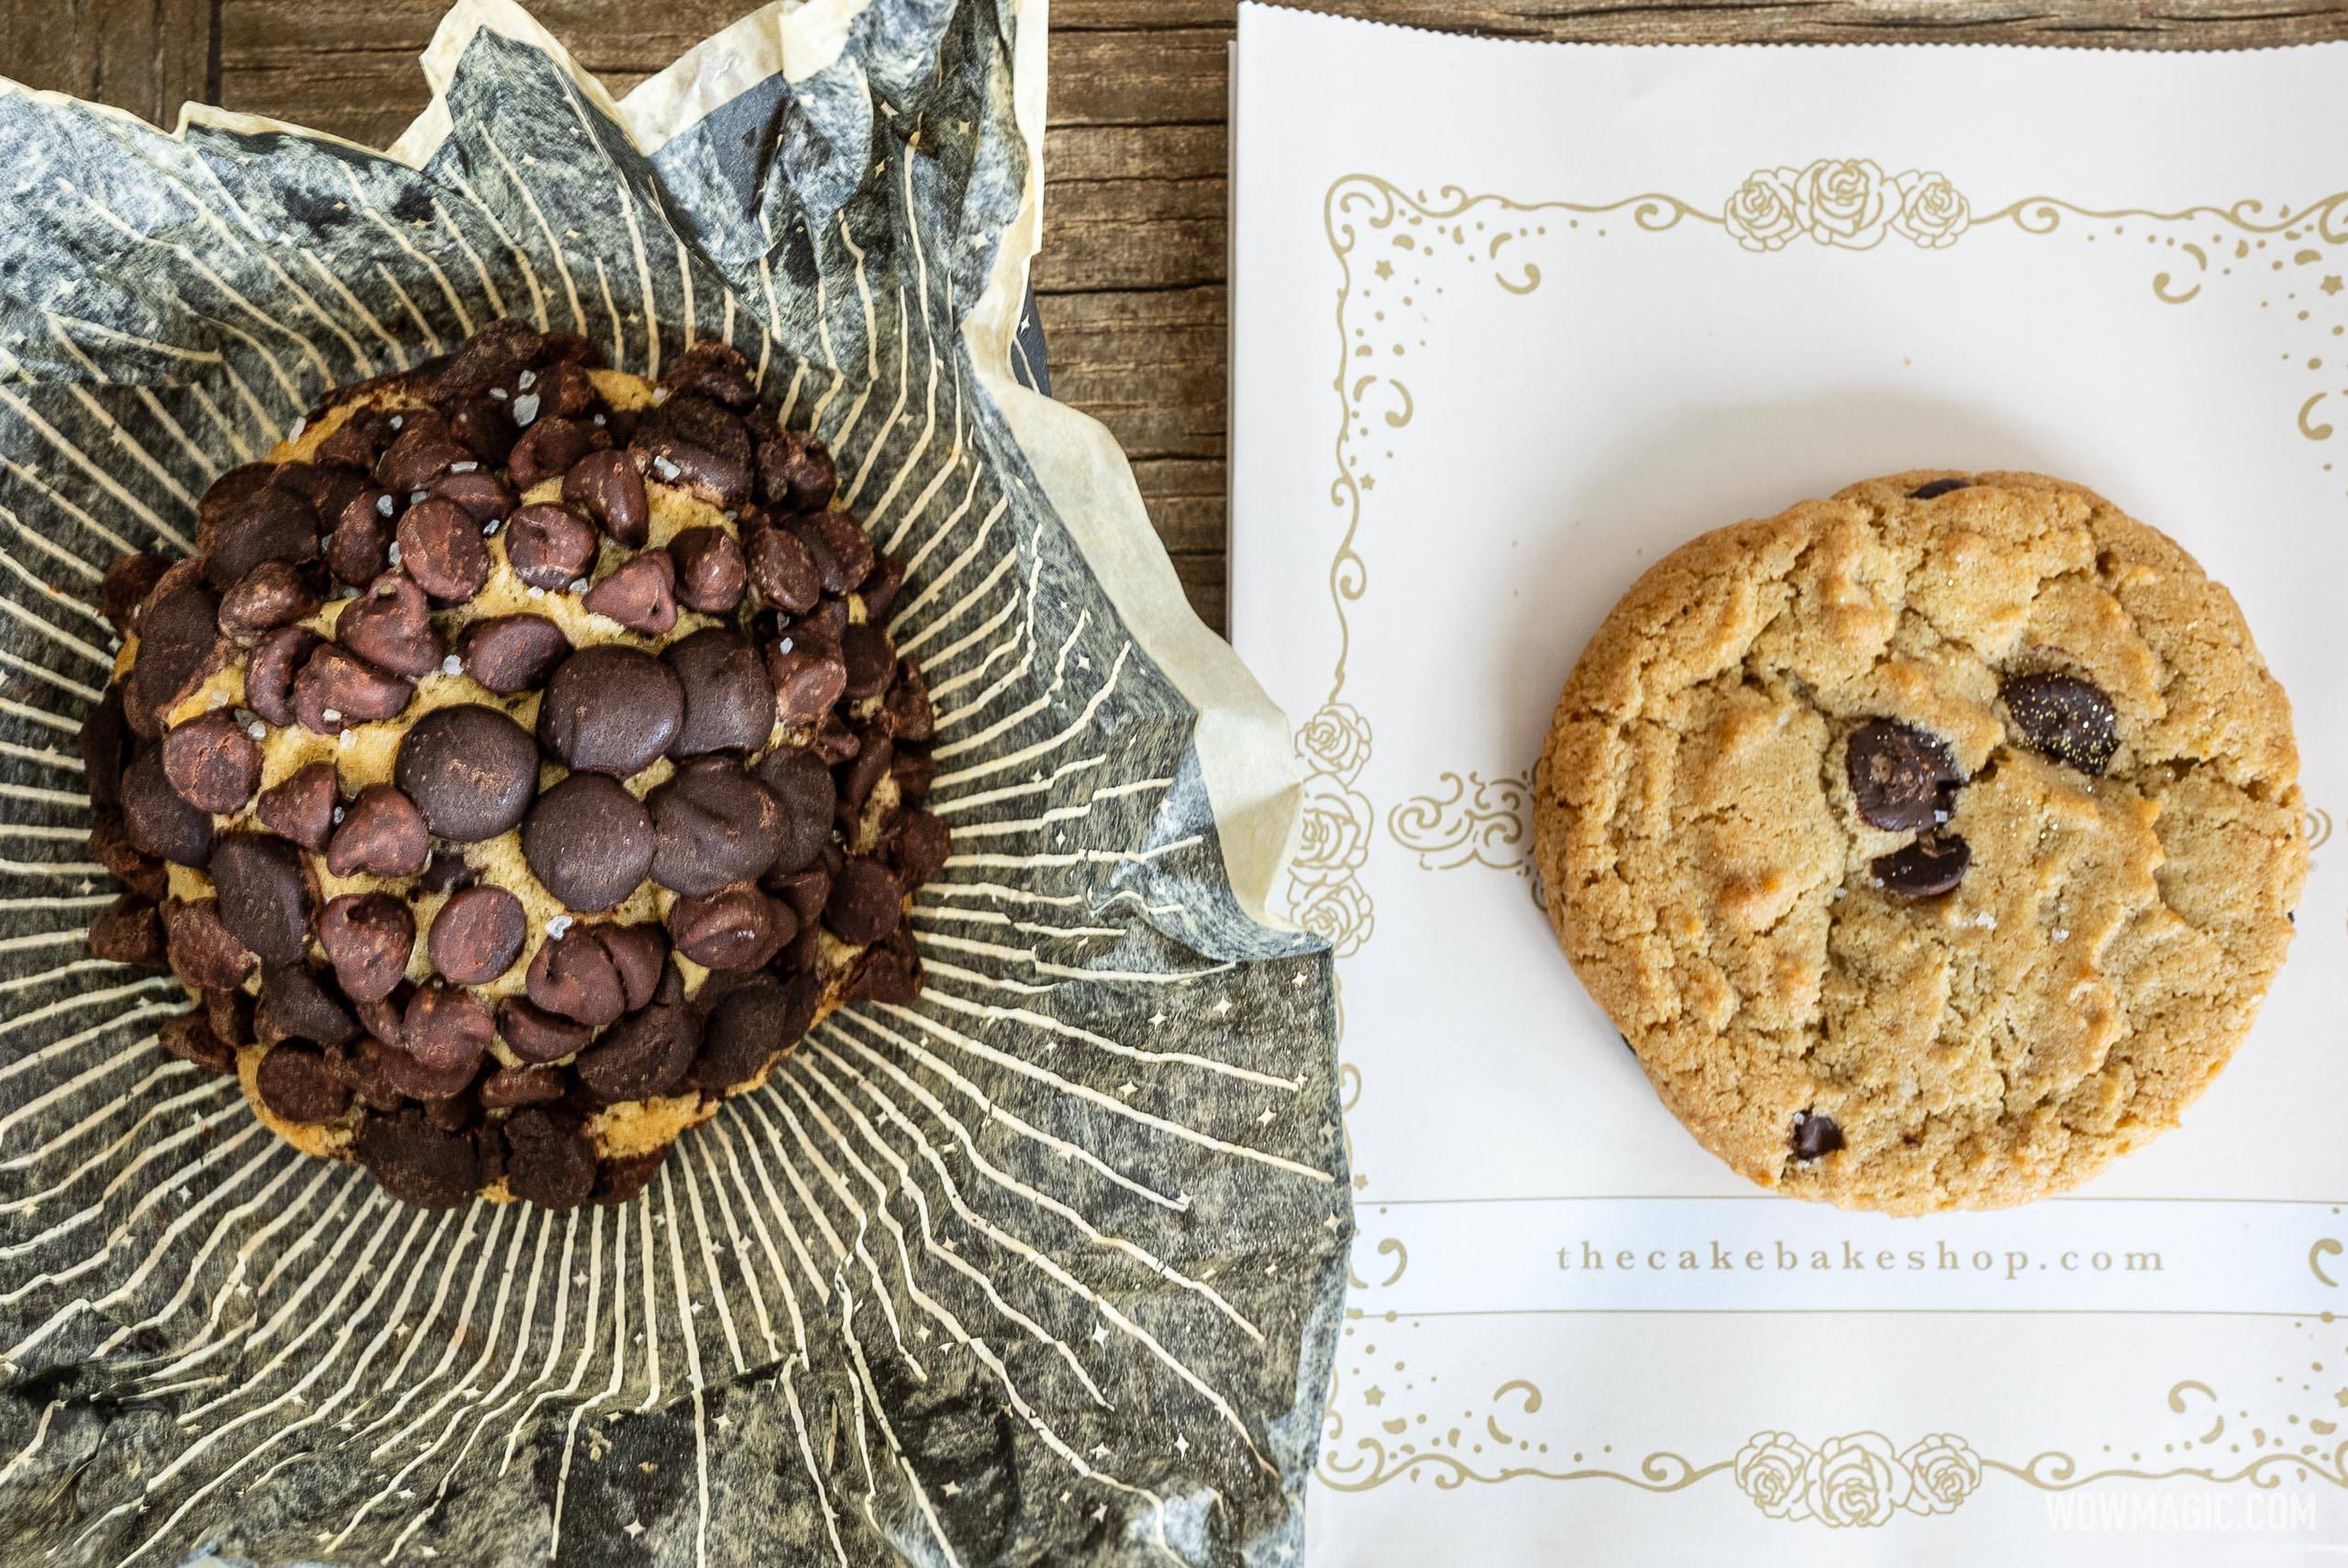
[616,0,874,155]
[966,0,1308,938]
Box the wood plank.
[0,0,214,129]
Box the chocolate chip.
[130,744,221,864]
[208,832,314,964]
[428,885,526,985]
[500,1109,597,1208]
[524,926,627,1026]
[90,892,166,967]
[163,897,254,990]
[352,982,411,1049]
[633,395,752,506]
[159,1008,236,1075]
[837,734,893,820]
[574,998,700,1103]
[593,1146,670,1205]
[1909,478,1973,500]
[561,449,650,547]
[508,415,608,491]
[127,563,222,734]
[337,573,445,679]
[374,425,472,494]
[325,503,395,587]
[318,892,415,1002]
[394,704,539,842]
[101,552,171,637]
[846,922,924,1004]
[205,486,318,590]
[398,982,495,1086]
[419,848,477,895]
[354,1112,478,1208]
[764,864,831,927]
[742,519,822,615]
[895,745,936,807]
[535,358,597,419]
[860,555,906,620]
[650,758,786,896]
[755,429,836,512]
[668,882,795,971]
[581,551,678,635]
[521,772,655,911]
[664,628,776,757]
[198,464,280,549]
[257,962,357,1047]
[424,1085,483,1133]
[254,1045,351,1123]
[785,510,875,595]
[246,625,321,727]
[427,468,516,525]
[695,972,822,1093]
[823,856,901,945]
[217,560,319,642]
[292,643,415,734]
[596,924,670,1011]
[1871,831,1971,899]
[766,638,848,728]
[161,711,262,814]
[881,660,934,742]
[537,646,682,776]
[887,810,952,889]
[752,747,837,876]
[432,318,544,400]
[327,783,431,878]
[91,809,168,900]
[497,996,593,1063]
[316,411,391,469]
[456,614,570,693]
[670,527,748,613]
[837,623,896,701]
[1844,720,1962,834]
[660,340,757,408]
[1790,1111,1844,1161]
[480,1065,566,1110]
[2001,672,2119,775]
[396,496,492,602]
[504,502,600,590]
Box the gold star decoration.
[2324,275,2344,296]
[1363,1386,1386,1407]
[1374,259,1394,280]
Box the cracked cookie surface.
[1532,470,2305,1213]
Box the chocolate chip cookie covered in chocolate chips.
[1533,471,2305,1213]
[83,320,949,1210]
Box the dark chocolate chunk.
[560,449,650,547]
[205,486,318,590]
[292,643,415,734]
[521,772,655,911]
[395,495,492,602]
[257,963,357,1047]
[354,1112,478,1208]
[507,415,608,491]
[1909,478,1973,501]
[218,560,319,642]
[633,395,751,506]
[660,340,756,408]
[479,1065,563,1109]
[785,509,875,596]
[426,468,516,525]
[744,520,821,613]
[504,502,599,591]
[207,832,313,964]
[317,892,415,1003]
[399,982,495,1083]
[755,429,836,513]
[90,892,166,967]
[159,1007,236,1075]
[838,622,894,701]
[92,809,169,900]
[695,972,821,1094]
[455,613,570,693]
[337,573,445,679]
[81,684,130,809]
[668,883,794,971]
[574,998,700,1103]
[315,411,390,470]
[101,552,171,638]
[524,926,627,1027]
[650,757,785,896]
[1871,832,1971,899]
[537,646,682,776]
[860,555,906,620]
[534,358,597,419]
[394,704,539,842]
[502,1109,598,1208]
[596,924,670,1012]
[881,660,934,742]
[669,526,748,613]
[327,783,431,878]
[419,848,477,896]
[887,810,953,889]
[127,563,222,734]
[823,856,902,945]
[245,625,321,727]
[163,897,255,990]
[846,922,924,1004]
[1844,720,1962,834]
[581,551,678,635]
[752,747,837,876]
[198,463,278,549]
[161,711,262,814]
[766,638,848,728]
[428,885,526,985]
[255,1045,351,1123]
[664,628,776,757]
[2001,672,2119,775]
[431,317,542,400]
[374,424,471,493]
[593,1146,670,1206]
[325,502,396,586]
[1790,1111,1845,1161]
[836,734,893,823]
[764,865,831,928]
[498,996,593,1063]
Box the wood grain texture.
[10,0,2348,630]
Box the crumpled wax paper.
[0,3,1348,1563]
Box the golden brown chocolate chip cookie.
[1532,471,2306,1213]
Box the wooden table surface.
[9,1,2346,632]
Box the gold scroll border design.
[1312,167,2348,1507]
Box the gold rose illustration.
[1726,160,1971,252]
[1290,701,1378,955]
[1733,1430,1982,1524]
